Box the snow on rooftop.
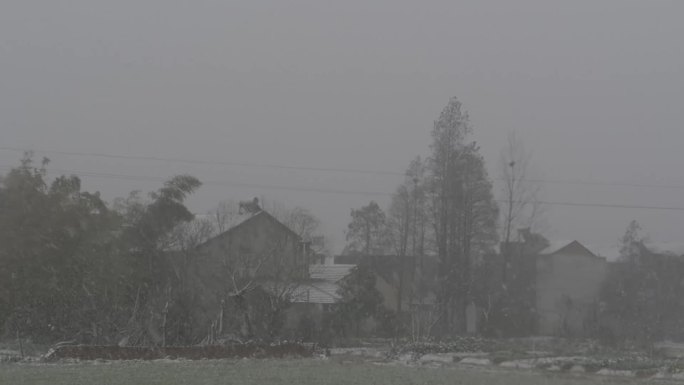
[309,264,355,282]
[289,265,356,305]
[583,241,684,261]
[538,240,576,256]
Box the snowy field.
[0,359,667,385]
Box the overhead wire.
[2,164,684,211]
[4,145,684,190]
[0,146,402,176]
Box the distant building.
[283,264,356,337]
[535,241,607,336]
[188,208,313,340]
[196,209,311,282]
[335,239,609,338]
[300,264,356,305]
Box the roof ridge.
[197,209,301,248]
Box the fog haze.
[3,0,684,253]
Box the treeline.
[0,154,203,345]
[338,97,684,345]
[0,153,334,346]
[600,221,684,347]
[5,97,676,347]
[0,97,526,344]
[340,97,536,338]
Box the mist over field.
[3,1,684,384]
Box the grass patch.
[0,340,50,358]
[489,350,533,364]
[0,359,663,385]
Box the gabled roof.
[230,210,300,239]
[309,264,355,282]
[286,265,356,305]
[540,240,598,258]
[199,210,301,248]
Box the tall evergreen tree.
[426,97,499,334]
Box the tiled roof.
[309,264,355,282]
[291,282,342,304]
[288,265,356,304]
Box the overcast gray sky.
[2,1,684,255]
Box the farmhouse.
[535,241,607,336]
[182,206,315,341]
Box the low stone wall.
[44,343,315,361]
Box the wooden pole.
[17,330,24,359]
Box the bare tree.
[499,132,543,283]
[386,157,429,315]
[409,301,442,342]
[162,216,216,253]
[267,203,329,256]
[251,198,330,260]
[211,200,241,235]
[210,235,306,342]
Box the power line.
[3,145,684,190]
[0,165,391,197]
[0,146,403,176]
[2,164,684,211]
[522,178,684,190]
[529,200,684,211]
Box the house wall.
[187,213,307,339]
[198,213,306,282]
[375,274,399,312]
[536,251,607,336]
